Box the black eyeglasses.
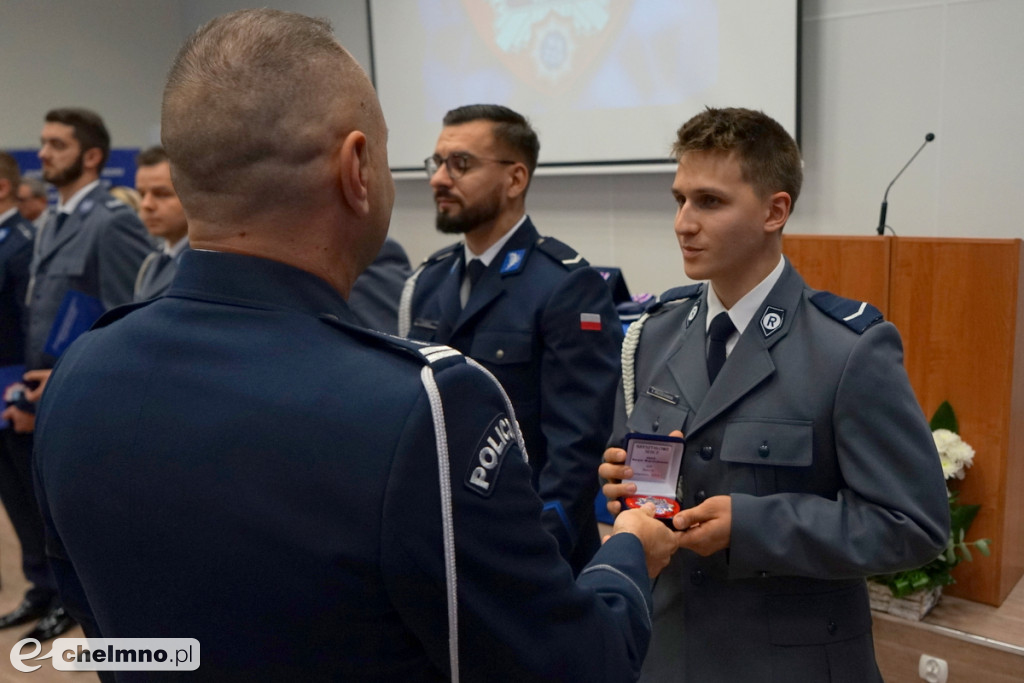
[425,152,515,179]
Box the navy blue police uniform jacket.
[401,218,623,573]
[0,211,34,365]
[34,249,654,682]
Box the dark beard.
[435,193,502,234]
[43,152,84,188]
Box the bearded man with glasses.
[399,104,622,575]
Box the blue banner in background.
[7,148,141,206]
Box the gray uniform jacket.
[133,238,189,302]
[27,185,152,369]
[613,259,949,683]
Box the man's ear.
[763,191,792,235]
[82,147,103,174]
[338,130,369,217]
[0,178,10,200]
[506,162,530,201]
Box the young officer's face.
[671,151,779,293]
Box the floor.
[0,508,95,682]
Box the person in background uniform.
[0,153,43,637]
[133,146,189,301]
[347,236,411,334]
[0,153,34,367]
[399,105,623,574]
[600,107,950,682]
[107,186,141,214]
[16,177,52,233]
[0,108,152,642]
[33,10,679,681]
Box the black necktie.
[706,312,736,384]
[466,259,486,289]
[52,212,68,236]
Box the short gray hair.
[162,9,367,219]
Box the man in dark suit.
[399,105,623,574]
[0,153,42,634]
[600,108,950,682]
[33,10,678,680]
[347,236,411,333]
[0,152,34,369]
[0,108,152,641]
[133,146,189,301]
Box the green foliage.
[929,400,958,433]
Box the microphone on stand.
[876,132,936,235]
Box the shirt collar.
[0,208,18,225]
[705,255,785,335]
[164,235,190,258]
[463,214,527,267]
[58,180,101,215]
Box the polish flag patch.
[580,313,602,331]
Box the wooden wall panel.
[782,235,891,315]
[888,239,1023,605]
[785,235,1023,606]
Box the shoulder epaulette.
[92,301,154,329]
[809,291,883,333]
[319,313,466,371]
[645,283,704,314]
[105,199,129,211]
[420,242,462,266]
[535,236,588,270]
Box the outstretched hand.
[673,495,732,557]
[606,502,680,578]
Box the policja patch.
[465,412,516,497]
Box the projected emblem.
[463,0,630,91]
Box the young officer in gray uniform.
[400,105,623,574]
[600,108,950,682]
[33,10,679,681]
[1,109,151,642]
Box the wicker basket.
[868,582,942,621]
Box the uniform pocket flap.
[720,419,812,466]
[767,584,873,644]
[470,330,533,364]
[48,253,87,277]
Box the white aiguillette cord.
[417,351,528,682]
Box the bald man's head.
[162,9,383,223]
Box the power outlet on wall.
[918,654,949,683]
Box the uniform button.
[827,619,838,635]
[651,419,659,433]
[694,490,707,504]
[700,445,713,461]
[495,349,505,360]
[690,569,706,586]
[758,441,770,458]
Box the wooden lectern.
[783,235,1024,607]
